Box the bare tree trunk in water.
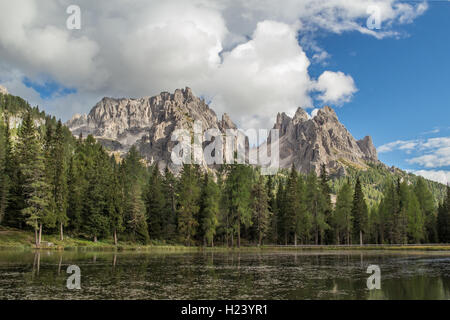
[58,255,62,275]
[38,223,42,245]
[114,230,118,245]
[294,232,297,246]
[94,235,97,243]
[360,230,363,246]
[60,222,64,241]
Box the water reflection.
[0,250,449,299]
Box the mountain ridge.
[66,87,378,176]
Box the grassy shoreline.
[1,227,450,251]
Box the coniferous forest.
[1,92,449,247]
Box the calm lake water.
[0,250,449,300]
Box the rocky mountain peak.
[263,105,378,176]
[292,107,309,124]
[66,88,377,176]
[0,85,8,95]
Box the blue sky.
[0,0,448,184]
[306,2,450,182]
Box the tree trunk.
[60,222,64,241]
[35,228,38,247]
[94,235,97,243]
[315,229,319,245]
[38,223,42,245]
[258,230,262,247]
[114,230,118,246]
[294,232,297,246]
[360,230,363,246]
[237,224,241,248]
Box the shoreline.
[2,227,450,252]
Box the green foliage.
[0,90,448,246]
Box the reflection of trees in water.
[1,251,450,299]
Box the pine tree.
[414,177,437,242]
[177,164,200,246]
[297,174,311,245]
[319,164,333,244]
[276,179,287,244]
[437,185,450,243]
[16,112,53,246]
[53,121,69,240]
[199,172,220,246]
[162,167,177,240]
[108,160,124,245]
[352,177,368,245]
[0,114,8,224]
[407,190,425,243]
[266,175,278,244]
[145,165,166,239]
[306,172,329,244]
[251,175,270,246]
[334,180,353,245]
[225,163,253,247]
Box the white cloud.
[378,140,419,153]
[378,137,450,169]
[313,71,357,105]
[0,0,428,128]
[413,170,450,185]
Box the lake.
[0,250,449,300]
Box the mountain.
[67,88,377,176]
[262,106,378,176]
[66,87,239,171]
[0,85,8,95]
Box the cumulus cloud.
[313,71,357,105]
[0,0,428,127]
[413,170,450,185]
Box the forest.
[1,92,450,247]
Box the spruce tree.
[199,172,220,246]
[437,185,450,243]
[333,180,353,245]
[16,112,53,245]
[352,177,368,245]
[414,178,437,242]
[177,164,200,246]
[145,165,166,239]
[251,175,270,246]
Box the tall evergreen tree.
[319,164,333,244]
[352,177,368,245]
[334,180,353,245]
[225,163,253,247]
[306,172,329,244]
[414,178,437,242]
[251,175,270,246]
[145,165,166,239]
[437,185,450,243]
[16,112,53,245]
[177,164,200,246]
[199,172,220,246]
